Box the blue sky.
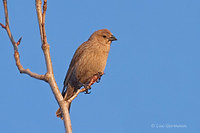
[0,0,200,133]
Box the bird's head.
[89,29,117,45]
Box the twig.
[42,0,47,44]
[35,0,43,41]
[1,0,46,81]
[35,0,72,133]
[2,0,74,132]
[67,88,87,103]
[0,23,6,28]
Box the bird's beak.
[109,35,117,41]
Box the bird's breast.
[76,44,110,83]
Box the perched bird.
[56,29,117,119]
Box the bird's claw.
[96,79,100,83]
[83,84,91,94]
[83,72,104,94]
[95,72,104,83]
[85,90,91,94]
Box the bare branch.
[0,23,6,28]
[14,51,47,81]
[36,0,72,132]
[42,0,47,44]
[35,0,43,41]
[1,0,46,81]
[2,0,17,50]
[67,88,88,103]
[2,0,76,132]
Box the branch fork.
[1,0,73,133]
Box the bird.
[56,29,117,119]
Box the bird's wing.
[62,41,88,96]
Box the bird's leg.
[83,72,104,94]
[83,84,91,94]
[89,72,104,86]
[96,72,104,83]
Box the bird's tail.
[56,84,75,119]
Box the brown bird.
[56,29,117,119]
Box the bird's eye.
[103,35,107,38]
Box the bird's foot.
[85,89,91,94]
[89,72,104,85]
[96,72,104,83]
[83,72,104,94]
[83,84,91,94]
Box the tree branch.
[67,88,88,103]
[35,0,72,132]
[1,0,73,133]
[0,0,46,81]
